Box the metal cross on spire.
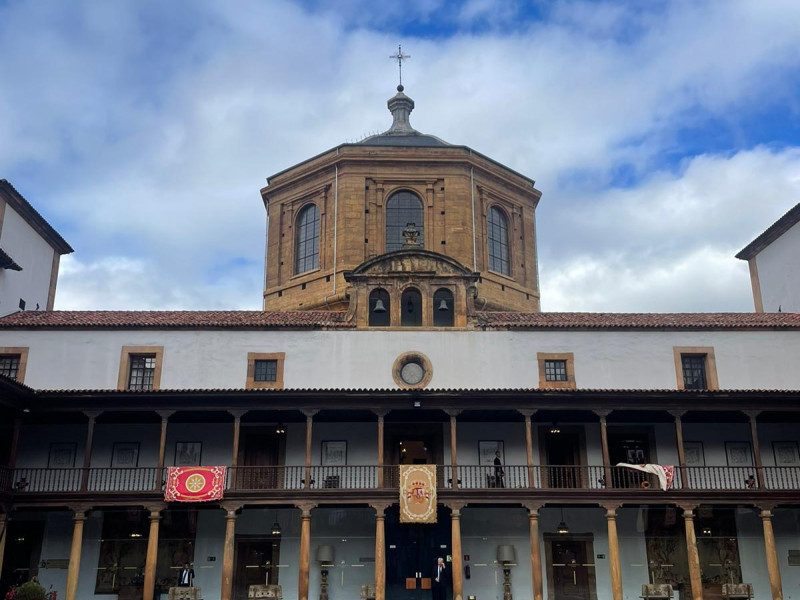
[389,44,410,88]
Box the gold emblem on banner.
[399,464,437,523]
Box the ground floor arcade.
[1,503,796,600]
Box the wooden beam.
[220,505,240,600]
[605,506,623,600]
[527,505,544,600]
[682,507,704,600]
[65,508,88,600]
[760,508,784,600]
[142,507,162,600]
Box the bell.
[373,299,386,313]
[437,299,449,311]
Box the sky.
[2,0,800,313]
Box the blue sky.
[2,0,800,312]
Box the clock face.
[400,361,425,385]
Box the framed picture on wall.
[174,442,202,466]
[725,441,753,467]
[479,441,504,466]
[111,442,140,468]
[48,442,76,468]
[321,440,347,466]
[683,441,705,466]
[773,441,800,466]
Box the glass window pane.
[295,204,320,274]
[386,191,424,252]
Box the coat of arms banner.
[399,464,437,523]
[165,466,227,502]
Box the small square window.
[254,359,278,382]
[544,360,568,382]
[0,355,21,381]
[537,353,575,389]
[118,346,164,391]
[246,352,285,389]
[673,347,718,391]
[0,348,29,383]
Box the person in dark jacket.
[432,556,448,600]
[177,562,195,587]
[494,450,505,488]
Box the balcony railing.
[2,465,798,495]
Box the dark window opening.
[544,360,568,382]
[368,289,391,327]
[128,355,156,390]
[0,355,21,381]
[295,204,320,274]
[488,206,510,275]
[254,360,278,382]
[401,288,423,327]
[433,288,454,327]
[386,191,424,252]
[681,355,707,389]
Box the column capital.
[145,505,165,519]
[602,504,620,518]
[517,409,537,418]
[221,503,242,516]
[758,504,777,517]
[373,409,390,419]
[302,410,319,420]
[156,410,175,421]
[296,502,317,516]
[668,410,686,420]
[444,409,462,418]
[743,410,761,421]
[594,409,612,420]
[69,505,92,520]
[524,503,542,516]
[679,505,698,518]
[228,409,247,420]
[444,501,467,513]
[83,410,103,421]
[370,502,392,516]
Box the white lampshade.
[316,544,335,564]
[497,544,516,564]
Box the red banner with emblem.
[165,466,227,502]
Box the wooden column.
[526,505,544,600]
[0,513,8,581]
[448,503,465,600]
[375,411,387,487]
[682,507,703,600]
[519,410,536,488]
[298,504,314,600]
[65,507,88,600]
[372,503,389,600]
[229,410,246,490]
[760,508,783,600]
[446,410,461,489]
[746,411,765,488]
[156,411,174,490]
[220,505,240,600]
[671,411,689,489]
[605,506,623,600]
[81,411,101,491]
[7,418,21,469]
[143,507,162,600]
[303,411,317,489]
[596,411,612,487]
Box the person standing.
[177,562,195,587]
[432,556,448,600]
[494,450,505,488]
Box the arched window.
[433,288,454,327]
[295,204,320,274]
[368,289,390,327]
[488,206,510,275]
[401,287,422,327]
[386,191,424,252]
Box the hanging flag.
[165,466,227,502]
[400,465,437,523]
[616,463,675,491]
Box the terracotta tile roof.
[474,311,800,329]
[0,310,353,329]
[0,179,73,254]
[736,202,800,260]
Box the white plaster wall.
[4,328,800,391]
[755,219,800,313]
[0,205,56,316]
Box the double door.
[385,505,451,599]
